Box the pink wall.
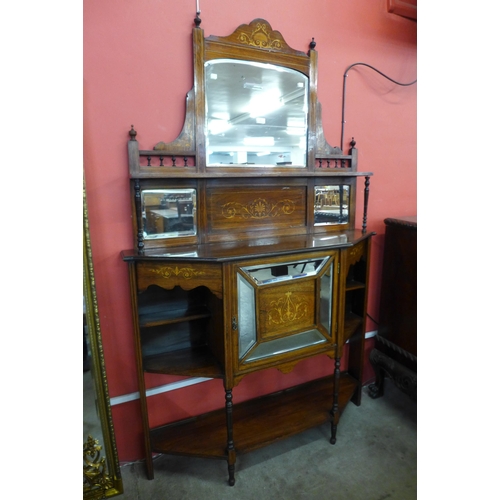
[84,0,416,462]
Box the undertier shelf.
[149,373,358,459]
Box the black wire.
[341,62,417,149]
[366,313,379,326]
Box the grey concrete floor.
[118,379,417,499]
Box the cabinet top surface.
[122,230,374,262]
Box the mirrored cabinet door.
[235,253,337,367]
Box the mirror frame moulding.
[84,175,124,499]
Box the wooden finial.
[129,125,137,141]
[309,38,316,51]
[350,137,356,148]
[194,11,201,28]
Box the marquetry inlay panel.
[207,186,306,232]
[257,280,316,340]
[136,261,223,296]
[222,198,295,220]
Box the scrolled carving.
[83,435,113,493]
[369,349,417,401]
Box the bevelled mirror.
[314,185,350,226]
[205,59,308,167]
[141,188,197,239]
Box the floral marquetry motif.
[150,266,206,279]
[346,241,365,267]
[268,291,308,325]
[222,198,295,219]
[208,18,305,56]
[236,21,285,50]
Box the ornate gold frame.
[84,177,123,499]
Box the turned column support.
[225,388,236,486]
[330,357,341,444]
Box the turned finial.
[309,38,316,51]
[350,137,356,148]
[129,125,137,141]
[194,11,201,28]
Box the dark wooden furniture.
[368,216,416,401]
[122,16,374,486]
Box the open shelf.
[143,345,223,378]
[139,305,211,328]
[150,373,358,459]
[345,279,365,292]
[344,311,364,339]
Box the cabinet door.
[232,251,338,373]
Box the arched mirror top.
[128,17,359,179]
[201,18,317,169]
[126,16,373,253]
[205,59,308,167]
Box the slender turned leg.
[330,358,341,445]
[362,176,370,234]
[225,389,236,486]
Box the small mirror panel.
[205,59,308,167]
[141,189,196,239]
[314,186,350,226]
[237,273,257,358]
[320,261,333,333]
[241,257,328,285]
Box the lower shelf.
[150,373,358,460]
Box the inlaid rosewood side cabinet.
[121,15,374,486]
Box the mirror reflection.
[314,186,350,226]
[205,59,308,166]
[142,189,197,239]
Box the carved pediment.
[207,18,307,57]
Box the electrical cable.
[366,312,379,326]
[341,62,417,149]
